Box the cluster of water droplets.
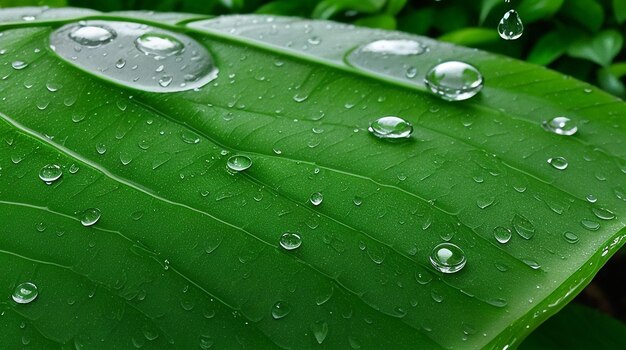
[49,20,218,92]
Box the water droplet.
[115,58,126,69]
[69,25,116,46]
[563,232,579,244]
[429,243,466,274]
[271,301,291,320]
[586,194,597,203]
[181,131,200,144]
[512,214,535,240]
[12,282,38,304]
[476,195,495,209]
[158,75,173,87]
[498,10,524,40]
[310,192,323,206]
[522,258,541,270]
[581,219,600,231]
[542,117,577,136]
[226,155,252,172]
[135,33,183,58]
[424,61,483,101]
[493,226,512,244]
[311,321,329,344]
[359,39,428,56]
[592,207,615,220]
[353,196,363,206]
[279,232,302,251]
[80,208,101,227]
[39,164,62,184]
[368,116,413,139]
[11,61,28,70]
[547,157,568,170]
[96,143,107,155]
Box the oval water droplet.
[581,219,600,231]
[310,192,323,206]
[542,117,578,136]
[69,25,116,46]
[592,207,615,220]
[50,20,218,92]
[498,10,524,40]
[359,39,428,56]
[39,164,62,184]
[563,231,579,244]
[226,155,252,172]
[271,301,291,320]
[135,33,183,58]
[181,131,200,144]
[548,157,568,170]
[424,61,483,101]
[12,282,38,304]
[80,208,101,227]
[493,226,512,244]
[311,321,329,345]
[11,61,28,70]
[368,116,413,139]
[429,243,466,274]
[279,232,302,251]
[512,214,535,240]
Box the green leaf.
[560,0,605,32]
[385,0,407,16]
[520,303,626,349]
[0,0,65,6]
[479,0,501,24]
[517,0,564,23]
[527,29,584,66]
[354,14,396,30]
[597,68,626,98]
[567,30,624,67]
[1,8,626,349]
[608,62,626,78]
[439,27,500,47]
[614,0,626,24]
[312,0,386,19]
[397,7,435,35]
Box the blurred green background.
[1,0,625,98]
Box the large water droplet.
[548,157,568,170]
[69,25,116,46]
[359,39,428,56]
[80,208,101,227]
[12,282,38,304]
[271,301,291,320]
[498,10,524,40]
[542,117,578,136]
[226,155,252,172]
[563,231,579,244]
[512,214,535,240]
[424,61,483,101]
[11,61,28,70]
[429,243,466,274]
[279,232,302,250]
[592,207,616,220]
[39,164,62,184]
[368,116,413,139]
[310,192,323,206]
[493,226,512,244]
[50,20,218,92]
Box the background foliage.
[2,0,624,98]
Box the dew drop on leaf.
[68,25,116,46]
[12,282,38,304]
[135,33,183,58]
[368,116,413,139]
[512,214,535,240]
[542,117,578,136]
[279,232,302,251]
[226,155,252,172]
[271,301,291,320]
[547,156,568,170]
[493,226,512,244]
[497,10,524,40]
[429,242,466,274]
[563,232,579,244]
[310,192,323,206]
[359,39,428,56]
[39,163,62,184]
[311,321,329,344]
[424,61,483,101]
[11,60,28,70]
[80,208,101,227]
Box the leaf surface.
[0,8,625,349]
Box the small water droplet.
[542,117,577,136]
[586,194,597,203]
[353,196,363,206]
[368,116,413,139]
[563,232,579,244]
[115,58,126,69]
[493,226,512,244]
[181,131,200,144]
[310,192,323,206]
[311,321,329,344]
[360,39,427,56]
[96,143,107,155]
[547,157,568,170]
[498,10,524,40]
[581,219,600,231]
[11,61,28,70]
[271,301,291,320]
[158,75,173,87]
[279,232,302,251]
[592,207,615,220]
[512,214,535,240]
[424,61,483,101]
[39,164,62,184]
[12,282,38,304]
[80,208,101,227]
[476,195,495,209]
[429,243,466,274]
[22,15,36,21]
[69,25,116,46]
[226,155,252,172]
[522,258,541,270]
[135,33,183,58]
